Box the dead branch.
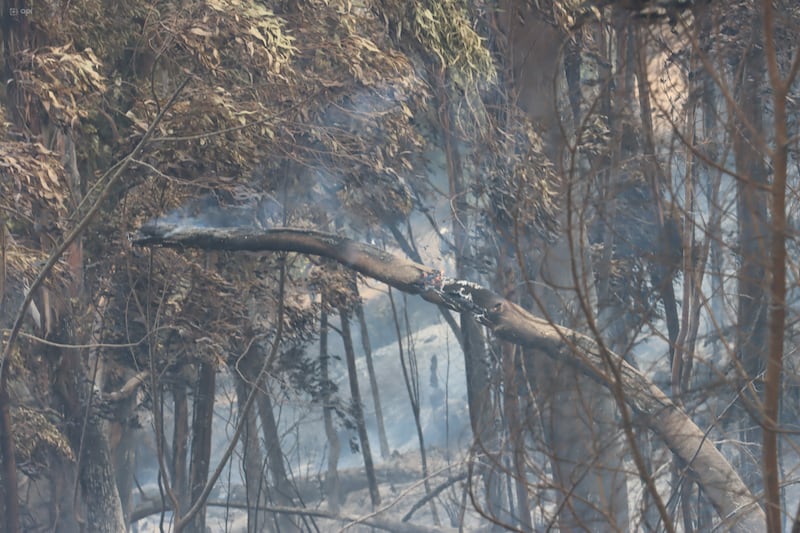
[131,222,765,532]
[103,370,149,402]
[130,499,446,533]
[402,472,468,522]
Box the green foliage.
[379,0,495,85]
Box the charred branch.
[131,223,765,531]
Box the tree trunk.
[0,370,19,533]
[172,383,190,512]
[234,373,268,533]
[339,306,381,507]
[56,346,126,533]
[257,382,292,503]
[111,409,137,523]
[235,337,297,530]
[732,5,769,491]
[72,415,128,533]
[354,291,391,459]
[187,361,215,533]
[500,6,630,528]
[433,65,503,526]
[319,306,342,512]
[501,343,532,532]
[530,231,628,531]
[389,289,440,525]
[761,1,790,527]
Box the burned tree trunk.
[54,345,126,533]
[132,223,765,531]
[186,362,215,533]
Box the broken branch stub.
[131,222,764,531]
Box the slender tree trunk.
[236,318,295,530]
[433,64,493,440]
[354,290,391,458]
[234,373,267,533]
[0,369,19,533]
[319,306,342,512]
[0,220,18,530]
[187,361,215,533]
[501,343,532,532]
[111,405,137,523]
[761,1,790,527]
[493,251,532,531]
[0,219,9,531]
[696,9,725,364]
[250,370,298,531]
[389,289,440,524]
[172,383,190,512]
[257,382,292,504]
[732,5,769,491]
[339,306,381,507]
[433,65,502,525]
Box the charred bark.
[172,383,190,512]
[187,361,215,533]
[132,223,765,531]
[55,346,126,533]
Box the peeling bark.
[132,223,766,531]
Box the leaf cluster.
[13,44,107,128]
[378,0,494,85]
[11,405,75,476]
[0,140,69,224]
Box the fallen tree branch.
[130,499,445,533]
[131,223,765,531]
[402,472,468,523]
